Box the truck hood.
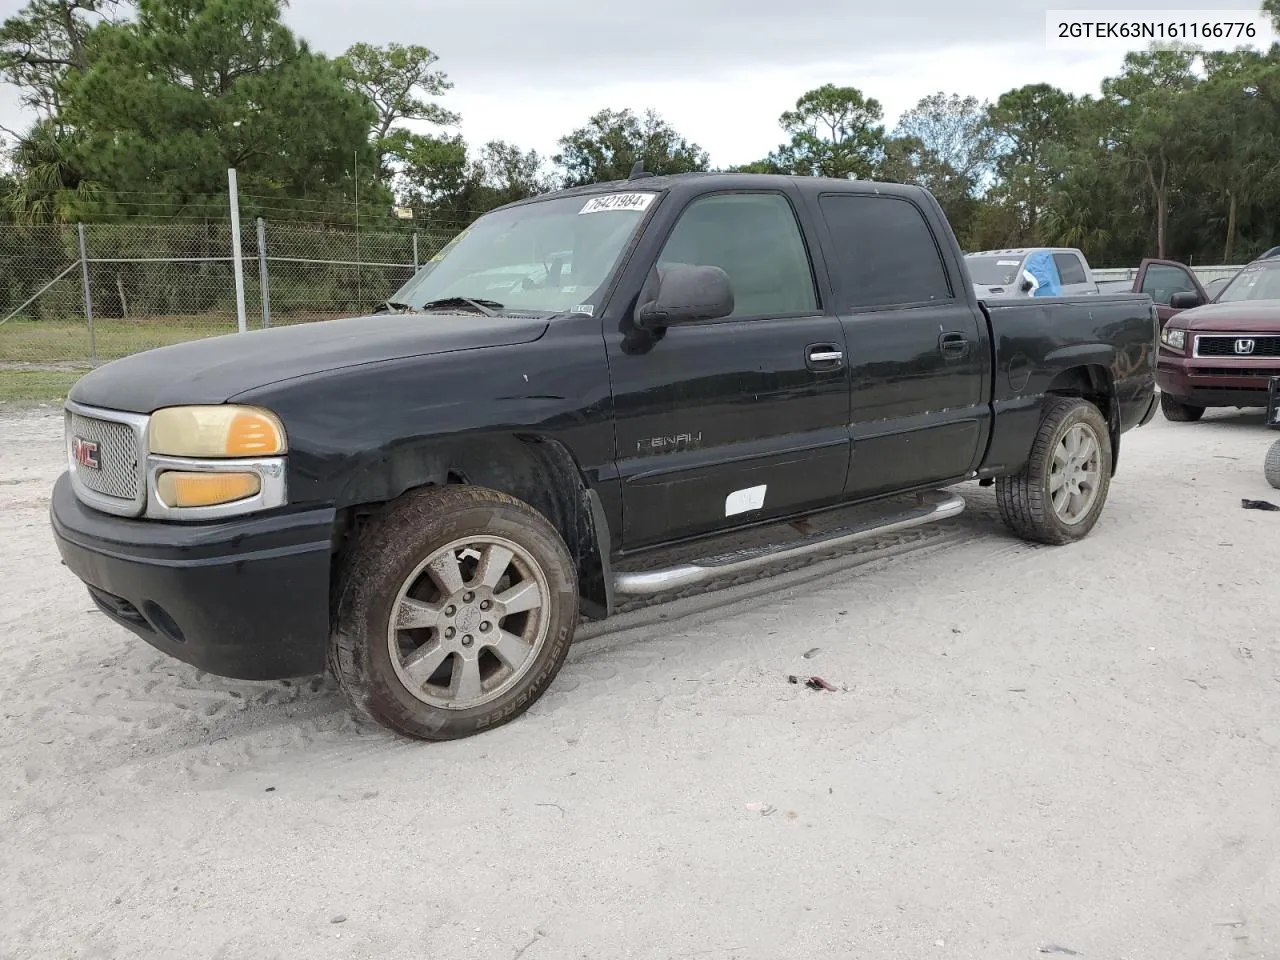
[1177,300,1280,333]
[69,312,550,414]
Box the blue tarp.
[1023,250,1062,297]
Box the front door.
[1133,258,1208,326]
[606,189,851,550]
[810,190,990,499]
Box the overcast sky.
[0,0,1274,167]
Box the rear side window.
[817,194,952,310]
[1053,252,1088,285]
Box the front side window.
[391,191,656,315]
[1140,264,1199,305]
[654,192,818,318]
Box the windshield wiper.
[419,296,503,317]
[371,300,420,314]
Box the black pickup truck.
[50,172,1159,740]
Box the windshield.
[1215,260,1280,303]
[390,191,657,315]
[965,255,1025,286]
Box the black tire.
[329,484,579,740]
[1160,392,1205,422]
[995,396,1113,546]
[1265,439,1280,490]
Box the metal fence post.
[77,223,97,366]
[412,232,419,271]
[228,167,248,334]
[256,217,271,329]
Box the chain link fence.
[0,212,1256,372]
[0,216,464,369]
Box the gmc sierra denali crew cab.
[50,172,1160,741]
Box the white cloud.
[439,44,1141,168]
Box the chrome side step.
[611,490,966,597]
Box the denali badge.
[72,436,100,470]
[1235,338,1256,355]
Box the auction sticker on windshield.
[579,193,656,215]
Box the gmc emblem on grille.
[1235,338,1256,355]
[71,436,100,470]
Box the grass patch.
[0,317,235,364]
[0,369,81,402]
[0,313,349,365]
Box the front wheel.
[329,484,579,740]
[995,396,1113,546]
[1160,392,1205,422]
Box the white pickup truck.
[964,247,1098,299]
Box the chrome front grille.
[68,412,138,499]
[64,401,150,517]
[1194,335,1280,358]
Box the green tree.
[399,136,553,225]
[987,83,1078,242]
[553,107,709,187]
[763,84,885,179]
[4,117,95,222]
[894,92,997,191]
[1098,49,1202,258]
[57,0,379,215]
[0,0,127,119]
[1196,50,1280,261]
[336,42,461,182]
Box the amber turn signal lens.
[225,410,285,456]
[156,471,261,508]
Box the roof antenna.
[628,159,654,180]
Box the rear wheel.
[995,396,1113,546]
[329,485,579,740]
[1160,392,1205,422]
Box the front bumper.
[50,471,335,681]
[1156,353,1280,408]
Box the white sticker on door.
[578,193,656,215]
[725,484,767,517]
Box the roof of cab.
[491,171,934,213]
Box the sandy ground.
[1,402,1278,960]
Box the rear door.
[1132,258,1208,325]
[811,190,991,499]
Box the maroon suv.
[1149,253,1280,422]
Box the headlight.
[1160,327,1187,351]
[144,405,288,520]
[149,405,287,458]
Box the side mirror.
[635,263,734,329]
[1169,290,1204,310]
[1020,278,1034,293]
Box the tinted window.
[1053,252,1088,285]
[818,194,952,309]
[1140,264,1198,305]
[656,192,817,318]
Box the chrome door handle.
[808,350,844,362]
